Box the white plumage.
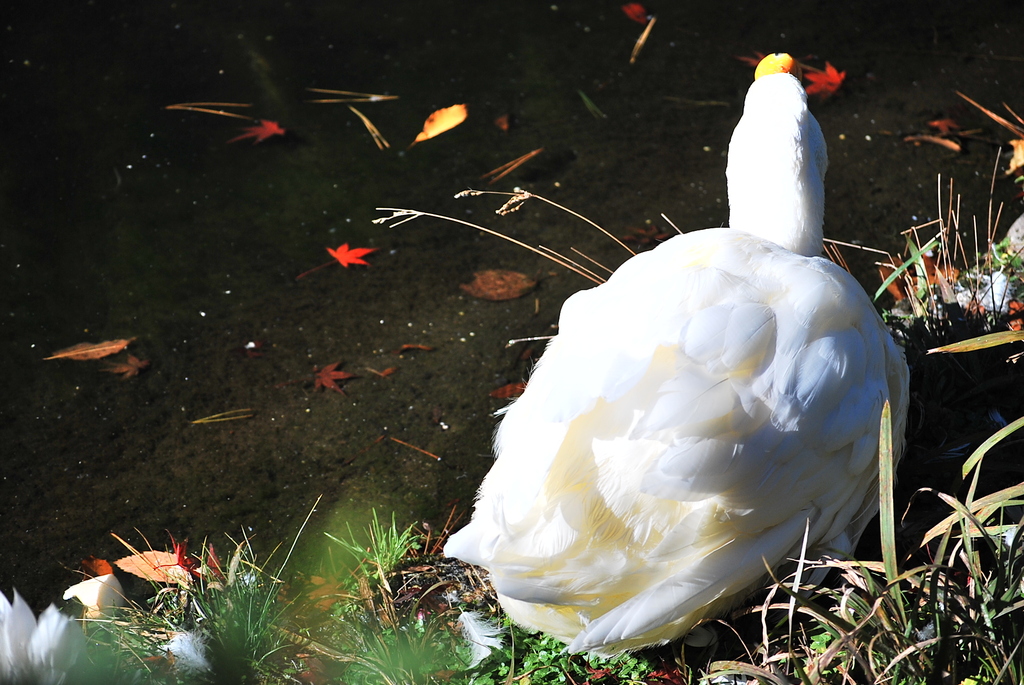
[444,53,909,655]
[0,589,84,684]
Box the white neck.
[725,73,827,257]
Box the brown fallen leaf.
[408,104,467,148]
[101,354,150,379]
[44,337,136,361]
[903,134,961,152]
[489,382,527,399]
[391,344,434,354]
[304,575,347,612]
[460,270,537,301]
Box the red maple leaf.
[621,3,651,24]
[927,118,961,134]
[804,62,845,100]
[327,243,378,267]
[734,51,767,68]
[227,119,286,144]
[295,243,379,279]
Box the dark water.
[2,0,1022,608]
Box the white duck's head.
[725,52,828,257]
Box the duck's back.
[444,227,909,654]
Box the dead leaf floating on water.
[44,338,136,361]
[489,382,527,399]
[460,270,536,301]
[1008,139,1024,177]
[101,354,150,379]
[409,104,468,148]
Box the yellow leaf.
[409,104,467,148]
[1008,139,1024,176]
[928,330,1024,354]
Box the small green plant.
[191,536,293,681]
[460,619,663,685]
[328,573,462,685]
[326,509,420,587]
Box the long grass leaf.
[962,414,1024,493]
[764,564,859,633]
[879,401,899,584]
[928,330,1024,354]
[921,482,1024,547]
[708,661,790,685]
[873,237,938,301]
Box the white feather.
[457,611,505,667]
[0,589,84,684]
[166,630,212,675]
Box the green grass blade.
[962,414,1024,500]
[576,90,607,119]
[878,401,899,584]
[921,481,1024,547]
[873,236,939,301]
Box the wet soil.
[2,0,1023,609]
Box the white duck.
[444,53,909,655]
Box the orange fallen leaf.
[489,382,527,399]
[408,104,467,148]
[1008,300,1024,331]
[115,550,194,585]
[44,338,136,361]
[1008,139,1024,176]
[112,532,202,585]
[80,555,115,577]
[804,62,845,100]
[460,270,537,301]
